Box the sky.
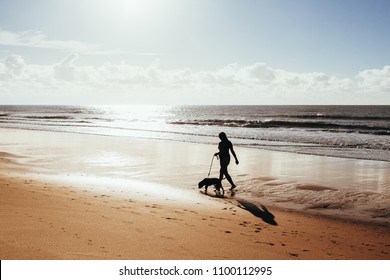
[0,0,389,105]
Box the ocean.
[0,105,389,161]
[1,105,389,225]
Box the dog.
[198,178,224,196]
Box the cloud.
[53,53,80,80]
[241,63,276,82]
[0,28,162,57]
[356,66,390,91]
[0,29,97,53]
[1,53,389,104]
[3,54,26,77]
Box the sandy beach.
[0,128,389,260]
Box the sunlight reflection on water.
[36,173,210,206]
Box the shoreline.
[1,127,389,225]
[1,128,389,259]
[2,124,390,163]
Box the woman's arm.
[230,143,239,165]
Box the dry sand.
[0,129,389,259]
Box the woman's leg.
[220,164,236,188]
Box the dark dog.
[198,178,224,196]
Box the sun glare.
[98,0,158,23]
[116,0,150,15]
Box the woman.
[214,132,239,190]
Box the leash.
[207,154,225,180]
[207,155,216,177]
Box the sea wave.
[1,105,390,161]
[240,178,390,225]
[24,115,75,120]
[270,114,390,121]
[170,119,390,135]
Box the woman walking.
[214,132,239,190]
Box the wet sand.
[0,128,389,259]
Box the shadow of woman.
[236,198,278,226]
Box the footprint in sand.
[160,235,174,240]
